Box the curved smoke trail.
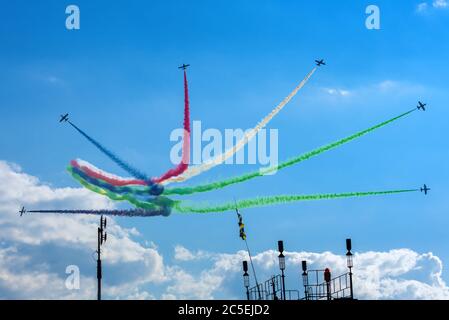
[68,121,151,182]
[153,70,191,183]
[70,159,164,195]
[163,108,417,196]
[67,69,191,186]
[69,108,417,198]
[69,164,147,194]
[69,166,174,209]
[174,189,419,213]
[71,159,148,186]
[162,66,317,185]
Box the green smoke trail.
[164,108,417,196]
[173,189,419,213]
[68,166,174,210]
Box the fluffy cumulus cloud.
[174,245,198,261]
[169,247,449,300]
[0,160,448,300]
[0,160,166,299]
[286,249,449,299]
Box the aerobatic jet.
[315,59,326,66]
[178,64,190,70]
[59,113,69,122]
[421,184,430,195]
[417,101,427,111]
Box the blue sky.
[0,1,448,299]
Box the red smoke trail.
[153,70,191,183]
[70,69,191,187]
[70,160,148,186]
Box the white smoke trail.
[162,66,317,185]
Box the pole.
[97,227,102,301]
[349,266,353,299]
[281,269,286,300]
[246,287,250,301]
[271,277,278,300]
[244,239,262,300]
[324,268,331,301]
[302,261,309,300]
[304,282,308,301]
[303,273,309,300]
[236,201,261,301]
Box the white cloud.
[375,80,426,97]
[165,248,449,300]
[0,246,96,299]
[1,161,448,300]
[174,245,210,261]
[417,0,448,12]
[318,80,425,107]
[164,266,224,299]
[378,80,398,91]
[325,88,351,97]
[433,0,448,8]
[0,161,165,299]
[174,245,197,261]
[286,249,449,299]
[366,80,420,94]
[417,2,429,11]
